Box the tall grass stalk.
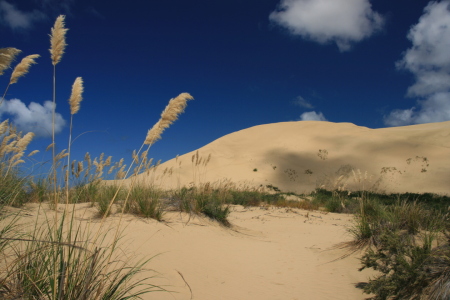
[49,15,68,210]
[96,93,193,244]
[49,15,68,299]
[66,77,84,206]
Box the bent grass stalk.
[0,47,22,107]
[95,93,193,247]
[66,77,84,206]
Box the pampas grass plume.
[68,77,83,114]
[49,15,68,66]
[16,132,35,151]
[11,159,25,167]
[144,92,193,145]
[28,150,39,157]
[0,48,21,75]
[0,120,8,135]
[9,54,40,84]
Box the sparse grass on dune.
[321,188,450,299]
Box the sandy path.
[10,203,375,300]
[102,206,375,300]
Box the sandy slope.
[129,121,450,195]
[16,203,375,300]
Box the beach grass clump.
[334,190,450,299]
[202,199,230,226]
[170,186,192,212]
[70,180,101,204]
[0,121,35,207]
[168,185,231,226]
[94,183,122,217]
[359,230,437,299]
[0,172,28,207]
[28,178,51,203]
[188,187,230,225]
[228,190,263,206]
[125,184,165,221]
[1,213,161,299]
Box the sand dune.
[86,121,450,299]
[133,121,450,195]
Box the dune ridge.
[132,120,450,195]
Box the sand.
[17,203,375,300]
[130,120,450,195]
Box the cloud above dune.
[269,0,384,51]
[293,95,314,109]
[385,1,450,126]
[0,98,66,137]
[299,111,327,121]
[0,1,45,30]
[0,0,75,31]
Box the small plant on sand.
[126,184,165,221]
[340,193,450,299]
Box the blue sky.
[1,0,450,174]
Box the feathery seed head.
[9,152,24,164]
[71,160,76,175]
[16,132,34,151]
[104,155,112,166]
[68,77,84,114]
[116,165,126,180]
[1,136,17,156]
[0,120,8,135]
[0,48,21,75]
[49,15,68,66]
[76,161,83,178]
[118,158,124,168]
[54,149,68,161]
[107,164,116,174]
[10,54,40,84]
[28,150,39,157]
[132,149,138,164]
[144,92,193,145]
[11,159,25,167]
[141,150,148,160]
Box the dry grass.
[49,15,67,66]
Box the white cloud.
[385,92,450,126]
[38,0,75,15]
[269,0,384,51]
[385,1,450,126]
[0,98,66,137]
[0,0,75,31]
[0,1,45,30]
[293,95,314,108]
[299,111,327,121]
